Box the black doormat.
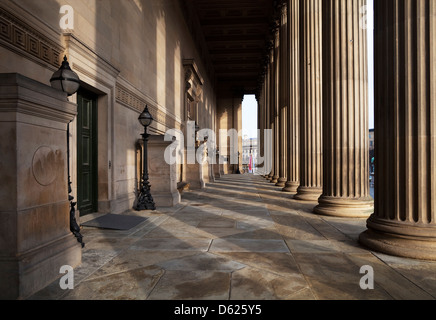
[81,214,148,231]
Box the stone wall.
[0,0,218,215]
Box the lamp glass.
[139,107,153,128]
[50,56,80,96]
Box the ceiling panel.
[190,0,277,94]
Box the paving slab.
[292,252,393,300]
[155,252,246,271]
[147,270,231,300]
[230,267,309,300]
[89,251,198,279]
[64,266,164,300]
[131,238,212,252]
[214,252,302,277]
[346,253,435,300]
[210,239,290,253]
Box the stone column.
[262,70,272,178]
[268,43,277,182]
[0,73,82,299]
[264,89,270,177]
[283,0,301,193]
[277,2,289,188]
[294,0,323,201]
[314,0,373,217]
[360,0,436,260]
[257,75,266,177]
[272,21,281,185]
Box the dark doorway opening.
[77,89,98,216]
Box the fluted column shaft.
[262,75,269,177]
[271,25,281,184]
[264,61,272,178]
[277,2,289,187]
[314,0,374,217]
[294,0,323,201]
[268,44,276,182]
[258,81,265,176]
[267,64,273,178]
[283,0,301,193]
[360,0,436,260]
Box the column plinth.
[360,217,436,261]
[316,196,374,218]
[276,181,287,187]
[276,177,287,188]
[294,186,323,202]
[283,181,299,193]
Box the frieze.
[0,6,64,68]
[115,83,181,131]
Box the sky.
[242,95,259,139]
[243,0,375,138]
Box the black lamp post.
[135,106,156,211]
[236,151,241,174]
[50,55,84,248]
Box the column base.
[294,186,322,202]
[359,227,436,261]
[282,181,299,193]
[270,175,279,184]
[275,177,287,187]
[314,196,374,218]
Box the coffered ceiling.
[189,0,277,96]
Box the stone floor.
[30,174,436,300]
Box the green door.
[77,90,98,216]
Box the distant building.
[242,135,258,173]
[369,129,375,152]
[369,129,375,182]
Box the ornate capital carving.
[183,59,204,103]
